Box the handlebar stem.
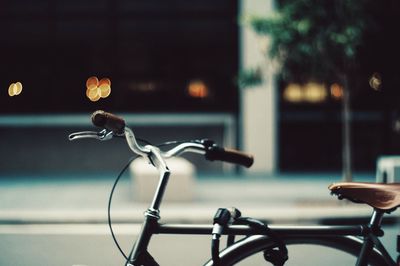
[147,145,171,211]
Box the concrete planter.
[130,157,195,202]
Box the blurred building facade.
[1,0,399,176]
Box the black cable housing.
[107,139,184,261]
[108,156,137,261]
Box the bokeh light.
[8,82,23,97]
[303,82,327,103]
[86,86,100,102]
[330,83,344,100]
[86,76,111,101]
[187,80,209,99]
[369,72,382,91]
[99,78,111,87]
[8,84,15,97]
[86,76,99,89]
[99,84,111,98]
[283,83,303,103]
[283,82,327,103]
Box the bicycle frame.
[126,150,397,266]
[127,213,396,265]
[68,118,396,266]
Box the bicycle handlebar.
[205,146,254,168]
[71,110,254,168]
[92,110,126,134]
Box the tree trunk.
[342,75,353,182]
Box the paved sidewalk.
[1,172,398,225]
[1,172,399,266]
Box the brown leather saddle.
[329,182,400,211]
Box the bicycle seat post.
[356,209,385,266]
[369,209,384,232]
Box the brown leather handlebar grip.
[205,146,254,168]
[91,110,126,134]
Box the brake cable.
[108,155,137,261]
[107,139,187,261]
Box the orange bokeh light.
[99,78,111,87]
[86,76,111,101]
[330,83,343,100]
[187,80,209,99]
[86,76,99,89]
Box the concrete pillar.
[239,0,277,175]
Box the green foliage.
[250,0,371,83]
[238,68,263,88]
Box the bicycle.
[69,110,400,266]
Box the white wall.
[239,0,277,174]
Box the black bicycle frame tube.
[157,223,395,265]
[126,216,395,265]
[127,150,170,264]
[371,234,397,265]
[127,215,159,263]
[356,209,387,266]
[156,224,367,236]
[126,223,367,264]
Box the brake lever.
[68,129,114,141]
